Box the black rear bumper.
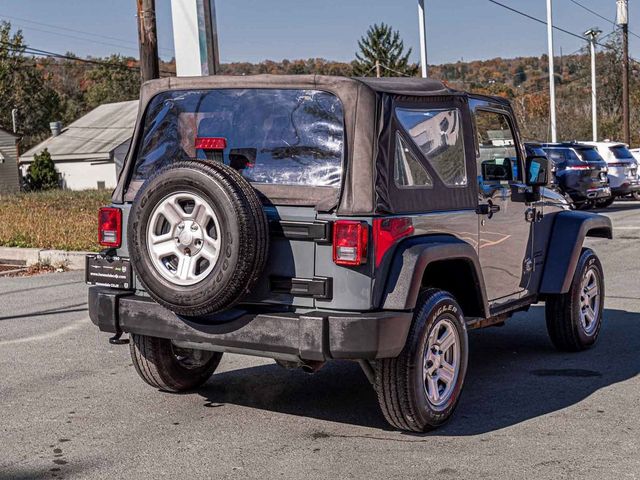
[88,287,412,361]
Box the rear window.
[610,145,634,160]
[574,147,603,162]
[131,89,344,187]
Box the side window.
[395,108,467,187]
[544,148,565,165]
[394,132,433,188]
[474,110,519,184]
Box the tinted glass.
[396,108,467,187]
[575,147,604,162]
[610,145,634,160]
[132,89,344,187]
[543,148,565,163]
[394,132,433,188]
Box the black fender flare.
[381,235,489,318]
[539,210,612,294]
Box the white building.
[20,100,138,190]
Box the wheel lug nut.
[191,224,198,231]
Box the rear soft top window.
[131,89,344,187]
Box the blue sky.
[1,0,639,65]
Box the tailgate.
[242,205,326,308]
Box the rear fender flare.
[539,210,612,294]
[381,235,489,318]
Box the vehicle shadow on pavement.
[197,306,640,435]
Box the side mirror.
[526,155,549,187]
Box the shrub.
[25,148,59,191]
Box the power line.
[0,12,174,54]
[566,0,640,41]
[487,0,586,42]
[0,40,175,75]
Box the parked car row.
[525,141,640,209]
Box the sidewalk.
[0,246,88,270]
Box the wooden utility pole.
[618,0,630,144]
[376,59,382,78]
[137,0,160,82]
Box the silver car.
[583,141,640,199]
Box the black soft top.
[113,75,491,215]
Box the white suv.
[583,141,639,200]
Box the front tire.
[545,248,605,351]
[130,334,222,392]
[374,289,468,432]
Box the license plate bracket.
[85,254,133,289]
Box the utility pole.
[617,0,630,144]
[546,0,557,142]
[376,59,382,78]
[585,27,601,142]
[418,0,428,78]
[136,0,160,82]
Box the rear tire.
[545,248,605,351]
[632,192,640,201]
[130,334,222,392]
[374,289,468,432]
[595,197,614,208]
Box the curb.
[0,246,89,271]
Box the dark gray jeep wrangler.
[88,75,612,432]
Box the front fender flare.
[539,210,612,294]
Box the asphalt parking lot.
[1,202,640,480]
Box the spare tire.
[128,160,269,317]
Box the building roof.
[20,100,138,163]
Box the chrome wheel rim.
[146,192,222,286]
[579,267,600,335]
[423,317,460,408]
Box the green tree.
[353,23,419,77]
[26,149,59,191]
[0,22,61,149]
[84,55,140,108]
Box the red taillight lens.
[373,217,414,266]
[98,207,122,248]
[333,221,368,266]
[195,137,227,151]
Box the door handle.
[476,200,501,219]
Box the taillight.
[373,217,414,266]
[195,137,227,150]
[333,221,368,266]
[98,207,122,248]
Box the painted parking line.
[0,317,88,346]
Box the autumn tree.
[0,22,61,148]
[84,55,140,108]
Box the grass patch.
[0,190,111,252]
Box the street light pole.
[418,0,428,78]
[585,27,601,142]
[617,0,630,144]
[546,0,557,142]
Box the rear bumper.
[566,186,610,201]
[88,287,413,361]
[611,181,640,196]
